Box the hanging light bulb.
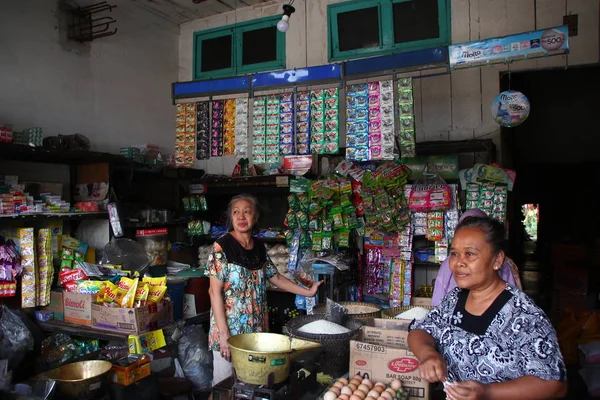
[277,3,295,33]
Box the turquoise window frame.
[193,16,286,80]
[327,0,451,62]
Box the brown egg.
[380,391,393,400]
[338,395,350,400]
[374,382,386,391]
[347,383,358,392]
[330,386,341,396]
[384,388,396,397]
[365,397,376,400]
[354,389,367,399]
[353,374,364,381]
[357,384,370,394]
[333,382,345,389]
[350,378,362,387]
[349,395,362,400]
[338,378,349,386]
[368,389,380,398]
[361,379,373,389]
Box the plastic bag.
[0,306,34,370]
[177,325,213,389]
[325,298,347,326]
[408,172,451,212]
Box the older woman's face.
[231,199,255,233]
[449,226,503,290]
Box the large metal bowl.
[35,360,112,399]
[228,333,321,385]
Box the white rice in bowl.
[395,307,431,321]
[297,320,351,335]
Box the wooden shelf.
[0,212,108,221]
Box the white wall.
[180,0,600,174]
[0,0,179,155]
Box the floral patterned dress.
[207,234,277,352]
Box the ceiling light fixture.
[276,1,295,33]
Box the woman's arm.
[407,329,447,382]
[208,277,231,360]
[446,376,567,400]
[268,273,322,296]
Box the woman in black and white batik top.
[408,216,567,400]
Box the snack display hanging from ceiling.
[265,95,281,164]
[252,96,267,164]
[211,100,224,157]
[223,99,236,155]
[398,77,417,158]
[174,103,196,167]
[279,92,294,156]
[234,98,249,157]
[345,80,395,161]
[196,101,210,160]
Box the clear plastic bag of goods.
[0,306,34,370]
[100,238,150,272]
[408,173,451,212]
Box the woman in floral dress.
[208,194,322,387]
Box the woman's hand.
[307,280,324,297]
[219,329,232,361]
[445,381,488,400]
[418,350,447,383]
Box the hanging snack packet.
[339,229,351,248]
[322,232,333,251]
[287,194,300,211]
[135,283,150,307]
[331,207,344,229]
[103,281,120,307]
[285,210,298,228]
[312,232,323,252]
[147,285,167,304]
[143,276,167,287]
[296,211,309,230]
[118,277,139,308]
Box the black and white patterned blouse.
[411,284,567,384]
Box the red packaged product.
[59,268,88,286]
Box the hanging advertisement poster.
[449,25,569,69]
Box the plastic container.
[136,229,168,267]
[166,277,188,321]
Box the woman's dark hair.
[455,216,506,255]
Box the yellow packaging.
[103,281,119,306]
[117,277,138,295]
[147,285,167,304]
[119,278,138,308]
[134,283,149,307]
[97,285,106,304]
[143,276,166,287]
[127,329,166,354]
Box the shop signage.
[402,155,459,180]
[449,25,569,68]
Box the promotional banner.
[450,25,569,68]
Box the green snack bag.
[285,210,298,228]
[182,196,191,211]
[348,212,359,229]
[300,230,312,248]
[322,232,333,251]
[199,196,208,211]
[296,211,309,230]
[342,213,350,229]
[322,216,333,232]
[74,251,84,262]
[61,259,72,269]
[284,229,294,247]
[356,217,366,236]
[191,196,201,211]
[309,202,323,216]
[331,207,343,229]
[308,216,321,231]
[339,178,352,196]
[312,232,323,252]
[339,229,351,248]
[297,194,310,211]
[290,177,310,193]
[288,194,300,211]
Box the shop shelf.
[36,320,129,342]
[0,211,108,221]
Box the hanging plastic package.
[408,172,452,212]
[0,305,34,370]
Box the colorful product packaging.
[211,100,224,157]
[234,98,249,158]
[37,228,53,306]
[20,228,37,308]
[398,77,417,158]
[323,87,340,154]
[223,99,236,155]
[310,89,325,155]
[345,83,369,161]
[174,103,196,167]
[265,95,281,164]
[295,91,311,155]
[279,92,294,156]
[196,101,210,160]
[252,96,267,164]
